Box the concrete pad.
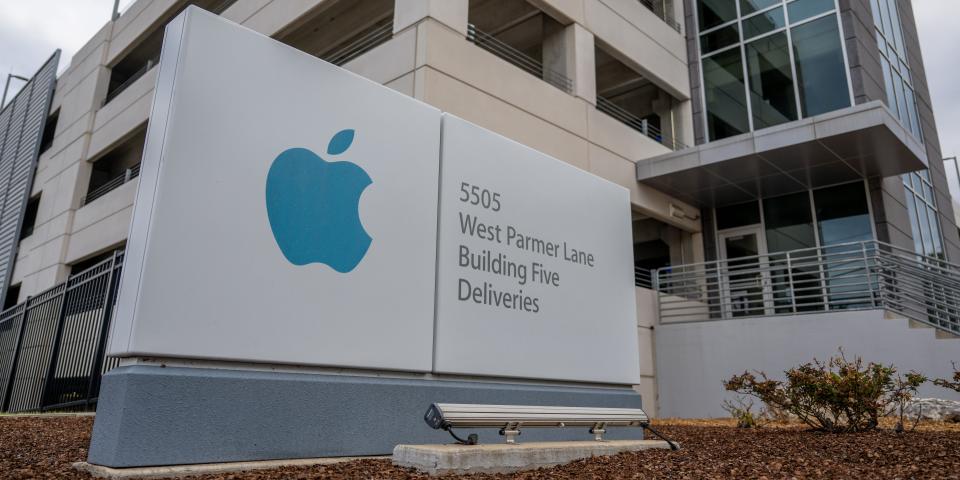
[72,456,386,479]
[392,440,677,475]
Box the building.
[0,0,958,417]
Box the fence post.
[785,252,796,314]
[84,250,121,405]
[1,302,28,412]
[38,284,70,410]
[860,242,875,307]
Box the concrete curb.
[72,456,387,479]
[393,440,678,475]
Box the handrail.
[637,0,682,33]
[653,240,960,336]
[635,267,654,290]
[83,163,141,206]
[596,96,685,150]
[466,24,574,94]
[322,21,393,66]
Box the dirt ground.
[2,415,959,479]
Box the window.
[38,110,58,155]
[19,195,40,240]
[813,182,873,246]
[745,33,796,128]
[3,283,19,311]
[871,0,921,139]
[763,191,815,252]
[696,0,851,140]
[699,0,738,30]
[903,171,945,259]
[703,48,750,141]
[717,200,761,230]
[790,15,850,117]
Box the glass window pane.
[893,72,908,124]
[791,16,851,117]
[787,0,834,23]
[887,0,905,56]
[741,0,780,15]
[879,55,895,111]
[904,189,925,254]
[701,24,740,53]
[927,207,944,258]
[915,197,934,255]
[699,0,738,30]
[717,201,761,230]
[743,7,785,38]
[904,87,920,138]
[763,192,816,252]
[877,0,892,39]
[814,182,873,246]
[870,0,883,27]
[703,48,750,140]
[745,33,797,128]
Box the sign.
[109,9,442,372]
[434,115,639,383]
[110,7,639,384]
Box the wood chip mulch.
[2,415,959,479]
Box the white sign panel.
[434,115,641,384]
[110,8,641,385]
[109,8,441,371]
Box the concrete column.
[393,0,469,36]
[542,23,596,105]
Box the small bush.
[933,363,960,393]
[722,397,764,428]
[724,351,926,433]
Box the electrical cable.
[642,423,679,450]
[444,426,478,445]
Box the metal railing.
[83,163,140,206]
[637,0,682,33]
[596,96,684,150]
[322,20,393,66]
[0,250,123,413]
[466,24,574,94]
[635,267,654,290]
[103,59,157,107]
[654,241,960,336]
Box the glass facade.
[714,181,874,312]
[697,0,851,141]
[871,0,944,260]
[871,0,922,138]
[903,171,945,259]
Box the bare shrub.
[724,351,926,433]
[933,362,960,393]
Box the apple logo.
[265,129,372,273]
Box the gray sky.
[0,1,957,158]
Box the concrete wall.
[655,310,960,418]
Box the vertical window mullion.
[736,0,755,132]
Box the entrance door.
[718,226,772,317]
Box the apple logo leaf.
[327,129,355,155]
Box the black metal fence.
[0,250,122,412]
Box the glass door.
[718,226,772,317]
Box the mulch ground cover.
[2,415,959,479]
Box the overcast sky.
[0,1,958,158]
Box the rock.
[900,398,960,422]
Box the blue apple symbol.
[265,129,372,273]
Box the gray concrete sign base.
[88,365,643,468]
[393,440,676,475]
